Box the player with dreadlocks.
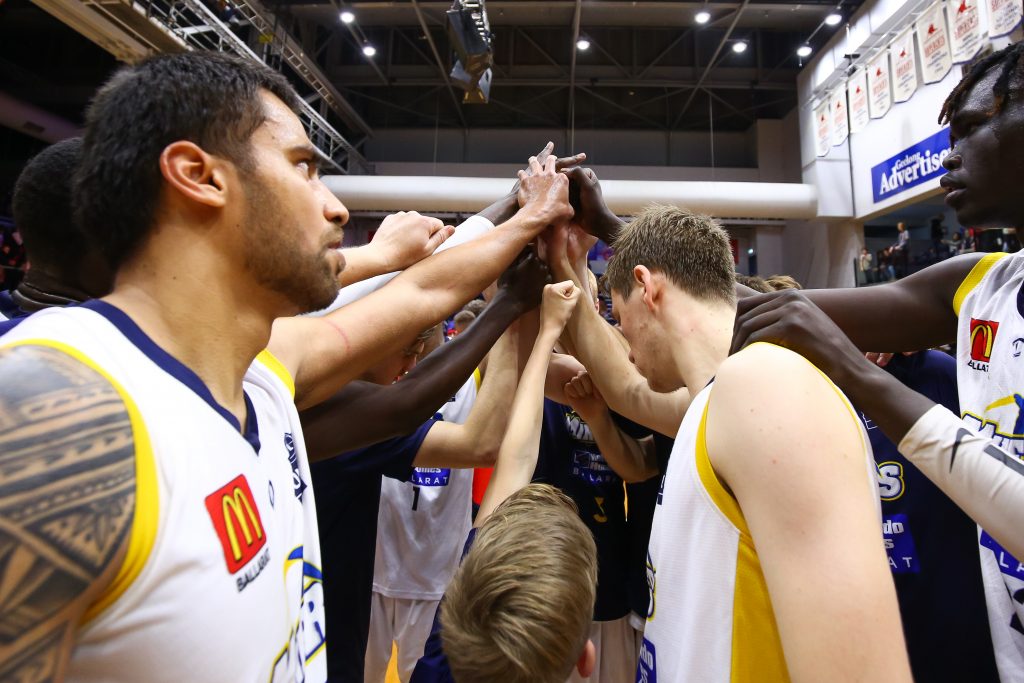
[683,40,1024,680]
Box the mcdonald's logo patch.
[969,318,999,363]
[205,474,267,574]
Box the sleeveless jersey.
[953,250,1024,681]
[639,347,875,683]
[1,300,326,683]
[372,372,479,600]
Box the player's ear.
[634,265,660,312]
[576,639,596,678]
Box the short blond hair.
[605,205,735,306]
[441,484,597,683]
[764,274,802,291]
[736,274,771,293]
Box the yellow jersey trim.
[3,338,159,624]
[695,397,750,537]
[953,252,1007,317]
[256,349,296,398]
[472,367,482,392]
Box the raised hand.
[371,211,455,271]
[510,141,587,194]
[517,155,574,232]
[540,280,581,334]
[560,166,624,244]
[564,369,608,421]
[497,249,552,313]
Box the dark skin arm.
[731,289,950,446]
[0,345,136,681]
[300,251,550,460]
[479,143,587,227]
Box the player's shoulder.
[712,342,849,427]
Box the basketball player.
[0,137,111,325]
[731,42,1024,681]
[412,281,599,683]
[0,51,571,682]
[603,206,910,682]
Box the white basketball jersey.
[372,371,479,600]
[953,250,1024,681]
[639,344,875,683]
[1,302,326,683]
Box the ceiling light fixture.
[797,45,813,57]
[732,40,748,53]
[340,10,355,24]
[576,37,591,51]
[825,12,842,25]
[695,10,711,24]
[362,44,377,57]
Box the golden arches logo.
[969,318,999,363]
[222,487,264,562]
[205,474,268,573]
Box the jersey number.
[411,485,421,511]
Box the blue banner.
[870,128,950,203]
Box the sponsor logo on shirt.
[564,409,595,443]
[981,530,1024,581]
[882,514,919,573]
[411,468,451,486]
[205,474,268,576]
[286,433,308,501]
[636,638,657,683]
[962,395,1024,457]
[968,318,999,371]
[571,449,620,486]
[876,461,905,501]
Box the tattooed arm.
[0,345,136,681]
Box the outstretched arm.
[708,343,911,683]
[564,369,658,483]
[477,281,581,525]
[0,344,137,682]
[300,252,549,459]
[337,211,455,287]
[271,157,574,410]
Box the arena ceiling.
[0,0,864,178]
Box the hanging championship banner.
[949,0,985,62]
[868,52,892,118]
[815,99,831,157]
[917,3,953,83]
[987,0,1022,37]
[891,29,919,102]
[831,89,849,146]
[848,69,870,133]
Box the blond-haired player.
[602,206,911,683]
[411,281,601,683]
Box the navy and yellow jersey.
[862,351,998,682]
[625,432,674,620]
[311,417,438,682]
[533,399,629,622]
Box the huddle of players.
[4,40,1024,683]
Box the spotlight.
[732,41,748,53]
[340,10,355,24]
[825,12,842,25]
[797,45,813,58]
[695,10,711,24]
[362,44,377,57]
[576,37,591,51]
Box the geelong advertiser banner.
[871,128,951,203]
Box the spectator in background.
[452,310,476,336]
[887,222,911,278]
[859,248,874,285]
[766,273,802,291]
[461,298,487,318]
[930,215,948,258]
